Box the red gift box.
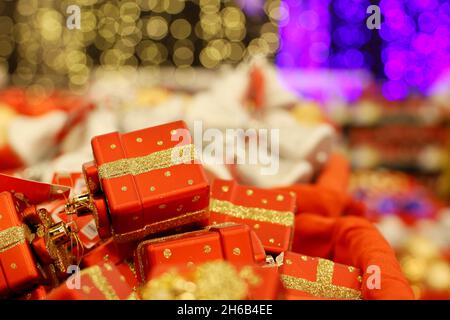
[209,179,296,254]
[141,260,283,300]
[134,223,266,284]
[47,262,137,300]
[0,191,41,297]
[84,120,210,242]
[277,252,362,300]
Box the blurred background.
[0,0,449,299]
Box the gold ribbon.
[0,224,33,253]
[140,261,249,300]
[113,208,209,243]
[83,265,119,300]
[98,144,197,179]
[281,258,362,300]
[37,209,73,273]
[210,199,294,227]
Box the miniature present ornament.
[68,120,210,242]
[0,188,79,298]
[134,223,266,284]
[0,191,40,297]
[209,179,296,254]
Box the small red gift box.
[134,223,266,284]
[84,120,210,242]
[47,262,137,300]
[0,191,41,297]
[277,252,362,300]
[141,260,283,300]
[209,179,296,254]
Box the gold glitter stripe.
[210,199,294,227]
[317,258,334,284]
[280,258,361,300]
[0,224,33,253]
[83,265,119,300]
[98,144,197,179]
[113,208,209,243]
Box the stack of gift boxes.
[0,119,367,300]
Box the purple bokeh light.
[275,0,449,101]
[381,0,450,99]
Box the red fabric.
[292,214,415,300]
[273,153,365,217]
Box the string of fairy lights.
[0,0,281,92]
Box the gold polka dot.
[110,144,117,149]
[82,285,91,294]
[286,259,293,265]
[187,261,194,267]
[164,171,171,177]
[253,224,260,230]
[176,205,183,212]
[212,221,217,225]
[136,137,143,143]
[301,256,308,261]
[170,129,177,135]
[221,186,229,192]
[10,263,17,269]
[163,249,172,259]
[289,191,295,197]
[192,196,200,202]
[246,189,254,196]
[120,275,126,282]
[269,238,275,244]
[121,186,128,192]
[261,199,268,204]
[232,248,241,256]
[187,179,194,185]
[203,245,212,254]
[357,276,362,283]
[276,195,284,201]
[103,254,109,261]
[149,186,156,192]
[157,140,163,146]
[104,263,113,271]
[348,266,355,273]
[159,204,167,209]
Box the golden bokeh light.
[4,0,281,90]
[170,19,191,40]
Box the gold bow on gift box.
[34,208,81,273]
